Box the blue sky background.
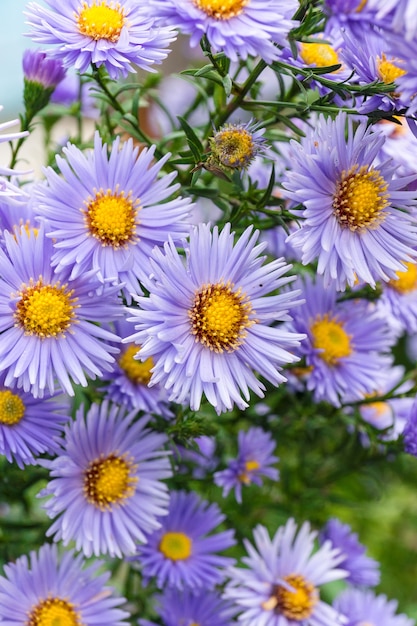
[0,0,35,121]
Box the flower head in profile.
[126,223,305,414]
[282,112,417,291]
[148,0,298,63]
[136,490,236,591]
[22,48,66,120]
[224,518,348,626]
[214,426,279,503]
[320,518,380,587]
[25,0,176,79]
[333,588,414,626]
[101,319,173,418]
[40,400,172,558]
[35,132,191,299]
[0,543,129,626]
[141,588,237,626]
[0,227,122,398]
[0,374,70,468]
[207,120,267,174]
[287,275,394,406]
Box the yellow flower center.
[212,127,256,169]
[261,574,318,621]
[28,597,83,626]
[118,344,153,385]
[299,42,340,69]
[239,459,260,484]
[388,261,417,293]
[76,1,126,42]
[192,0,247,19]
[0,390,25,425]
[15,279,78,338]
[189,282,255,353]
[159,531,193,561]
[84,188,139,248]
[332,165,389,231]
[377,53,406,88]
[310,314,352,365]
[84,454,137,510]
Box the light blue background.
[0,0,35,121]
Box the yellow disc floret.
[389,261,417,293]
[261,574,318,621]
[84,454,137,510]
[28,597,83,626]
[299,42,340,69]
[377,53,406,88]
[332,165,389,231]
[0,390,25,426]
[239,459,260,484]
[76,1,126,42]
[118,344,153,385]
[159,531,193,561]
[211,125,257,169]
[192,0,247,19]
[310,314,352,365]
[15,279,78,338]
[189,282,255,353]
[84,188,139,248]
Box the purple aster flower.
[0,543,129,625]
[0,374,69,468]
[402,397,417,457]
[207,120,268,173]
[23,48,66,89]
[140,588,237,626]
[148,0,298,63]
[333,588,414,626]
[25,0,176,80]
[125,223,305,414]
[320,518,380,587]
[214,426,279,503]
[375,0,417,42]
[101,319,173,418]
[377,261,417,335]
[282,112,417,291]
[383,33,417,118]
[0,226,122,398]
[135,489,236,591]
[35,132,192,299]
[40,400,172,558]
[224,517,348,626]
[287,274,394,407]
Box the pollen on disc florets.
[84,187,139,248]
[76,1,126,42]
[84,453,138,510]
[189,281,255,353]
[208,123,262,172]
[310,313,352,365]
[332,164,389,231]
[28,597,82,626]
[118,344,154,385]
[159,531,193,561]
[192,0,248,20]
[14,278,78,338]
[0,390,25,426]
[299,42,340,70]
[261,574,318,621]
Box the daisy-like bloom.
[282,112,417,291]
[136,490,236,590]
[333,588,414,626]
[287,275,394,407]
[207,120,268,174]
[383,33,417,118]
[320,518,380,587]
[40,400,172,558]
[101,319,173,418]
[148,0,299,63]
[0,374,70,468]
[224,517,348,626]
[0,226,121,398]
[140,588,237,626]
[23,48,66,90]
[0,543,129,625]
[378,260,417,335]
[126,223,305,414]
[214,426,279,503]
[25,0,176,80]
[35,132,192,298]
